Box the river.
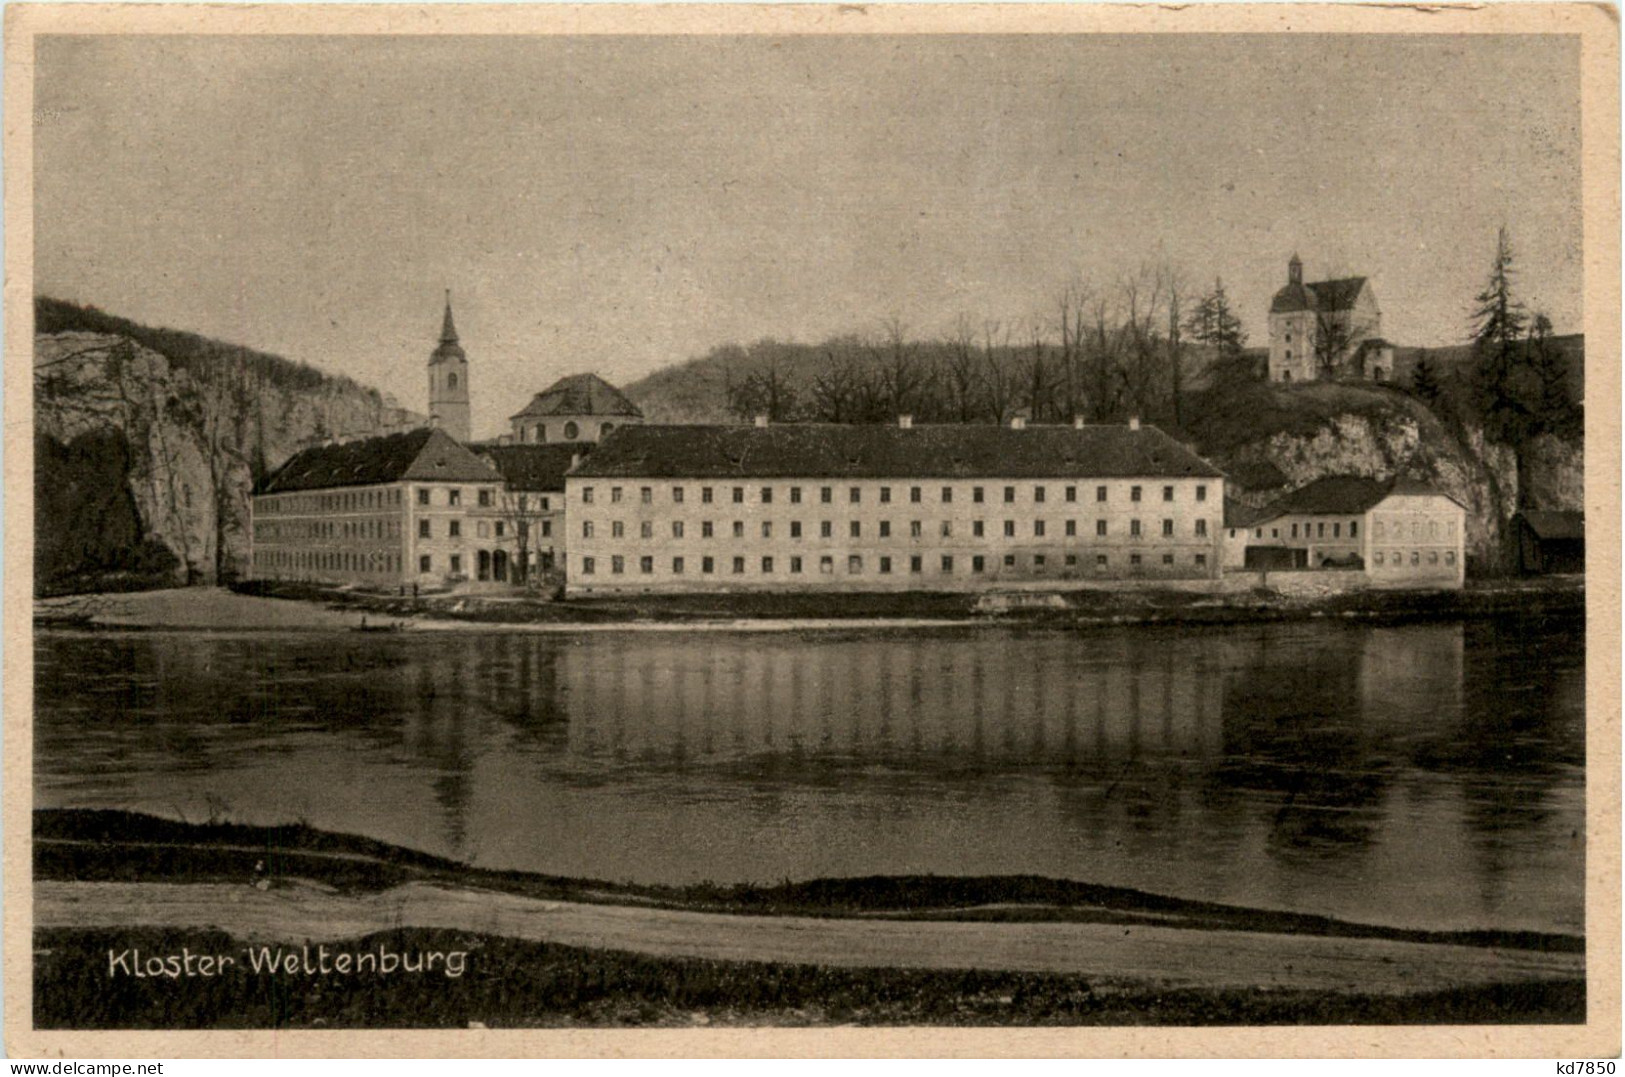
[34,616,1585,934]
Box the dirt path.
[36,880,1582,994]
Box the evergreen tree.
[1186,278,1251,394]
[1472,227,1532,447]
[1527,313,1582,439]
[1410,356,1442,406]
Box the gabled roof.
[511,373,643,420]
[1517,510,1584,541]
[477,443,589,492]
[1270,276,1369,315]
[569,422,1225,481]
[1256,474,1464,521]
[256,427,497,494]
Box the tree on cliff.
[1185,278,1251,397]
[1410,356,1442,406]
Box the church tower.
[427,291,471,443]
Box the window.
[911,486,923,503]
[880,521,891,538]
[448,489,462,507]
[973,520,985,538]
[1003,520,1015,538]
[640,556,653,574]
[973,486,985,503]
[1375,521,1385,538]
[1035,486,1046,503]
[1163,485,1174,502]
[1350,521,1359,538]
[733,521,745,538]
[1065,554,1077,566]
[973,556,985,573]
[762,487,774,504]
[673,486,685,503]
[702,487,714,504]
[1004,554,1016,567]
[1161,519,1174,537]
[1333,522,1341,538]
[1096,520,1107,536]
[732,556,745,574]
[1034,520,1046,537]
[1445,551,1456,565]
[941,521,953,538]
[910,555,922,573]
[1096,554,1108,566]
[564,421,579,440]
[820,556,834,575]
[578,556,594,575]
[1004,486,1016,503]
[880,486,892,504]
[1130,520,1142,537]
[880,556,892,574]
[1131,486,1143,502]
[496,522,506,537]
[790,487,802,504]
[762,556,774,573]
[1411,551,1420,566]
[478,489,492,507]
[849,487,861,504]
[452,521,465,539]
[673,521,685,539]
[733,487,745,504]
[1375,552,1385,566]
[419,520,431,538]
[1195,519,1208,537]
[791,521,802,538]
[1429,550,1440,564]
[420,554,432,572]
[702,521,714,538]
[1317,522,1326,538]
[583,521,594,538]
[640,521,653,539]
[703,556,715,574]
[791,556,803,573]
[821,521,833,538]
[1097,485,1108,502]
[1195,553,1207,567]
[1255,528,1263,539]
[1162,553,1174,565]
[1066,520,1077,537]
[762,522,773,539]
[821,487,833,503]
[941,487,953,503]
[1130,554,1143,566]
[612,521,625,539]
[611,555,624,574]
[1292,523,1299,538]
[911,520,922,538]
[611,487,623,504]
[418,489,431,506]
[940,555,954,573]
[673,557,685,574]
[1197,485,1207,502]
[1034,555,1046,570]
[850,521,861,538]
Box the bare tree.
[496,487,556,585]
[943,314,984,423]
[870,317,932,420]
[981,320,1017,424]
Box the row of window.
[516,420,613,443]
[416,518,546,540]
[582,517,1211,540]
[256,488,405,515]
[581,482,1210,507]
[255,518,402,542]
[414,487,500,508]
[1253,520,1361,540]
[581,551,1212,576]
[1243,518,1459,542]
[1374,519,1457,541]
[254,549,402,574]
[1373,550,1457,568]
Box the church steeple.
[427,289,471,442]
[1288,253,1303,285]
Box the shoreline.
[33,576,1586,633]
[31,810,1586,1027]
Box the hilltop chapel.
[1267,255,1394,384]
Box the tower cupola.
[427,290,471,442]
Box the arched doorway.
[493,549,509,583]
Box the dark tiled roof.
[511,373,643,420]
[477,443,590,492]
[1223,497,1272,529]
[1518,510,1584,541]
[256,427,497,493]
[1270,276,1368,315]
[569,423,1224,481]
[1258,475,1463,521]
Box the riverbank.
[33,576,1586,632]
[32,810,1585,1028]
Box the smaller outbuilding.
[1512,510,1585,575]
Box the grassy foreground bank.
[32,810,1584,1028]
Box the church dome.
[1270,282,1316,314]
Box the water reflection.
[34,617,1584,932]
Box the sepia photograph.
[4,2,1618,1058]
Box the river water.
[34,616,1585,934]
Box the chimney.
[570,453,581,469]
[754,414,769,428]
[1128,416,1141,431]
[1010,416,1026,430]
[1073,416,1086,430]
[898,414,913,429]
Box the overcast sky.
[35,33,1581,439]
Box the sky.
[35,33,1582,439]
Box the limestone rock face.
[34,331,421,591]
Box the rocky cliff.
[34,300,422,594]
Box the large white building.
[563,418,1226,593]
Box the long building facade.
[563,419,1226,593]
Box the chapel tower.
[427,291,472,443]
